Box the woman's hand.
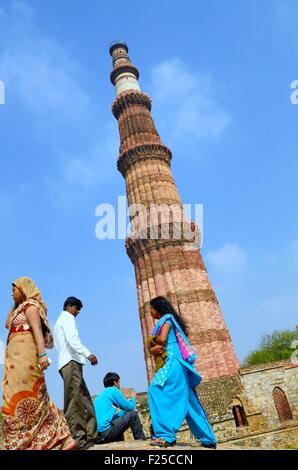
[150,345,165,355]
[38,355,50,371]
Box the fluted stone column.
[109,41,240,383]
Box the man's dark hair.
[63,296,83,311]
[103,372,120,388]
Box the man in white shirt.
[54,296,99,450]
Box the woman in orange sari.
[2,277,77,450]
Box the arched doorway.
[272,387,293,423]
[232,398,248,427]
[233,405,248,427]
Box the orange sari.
[2,277,71,450]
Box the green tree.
[242,329,298,366]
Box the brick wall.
[131,362,298,446]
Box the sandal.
[190,440,217,449]
[202,443,217,449]
[61,437,78,451]
[200,442,217,449]
[150,438,176,447]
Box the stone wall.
[239,361,298,432]
[131,361,298,447]
[133,375,247,443]
[197,374,244,441]
[229,424,298,449]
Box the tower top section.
[109,41,140,96]
[109,41,128,56]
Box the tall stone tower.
[109,41,240,383]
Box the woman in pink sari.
[2,277,77,450]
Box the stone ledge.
[240,360,298,375]
[87,439,267,451]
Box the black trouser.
[98,411,145,443]
[59,360,98,447]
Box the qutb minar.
[109,41,239,383]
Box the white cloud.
[58,123,118,187]
[0,1,118,203]
[2,48,92,126]
[0,2,92,127]
[149,59,230,151]
[205,242,247,275]
[0,4,231,205]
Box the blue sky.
[0,0,297,408]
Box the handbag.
[175,328,196,364]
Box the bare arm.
[26,306,49,370]
[155,322,171,346]
[150,322,171,354]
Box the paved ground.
[87,440,262,451]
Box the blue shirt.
[93,386,136,432]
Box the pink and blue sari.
[148,314,216,445]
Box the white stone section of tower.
[114,72,140,96]
[109,42,141,96]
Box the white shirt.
[54,311,91,370]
